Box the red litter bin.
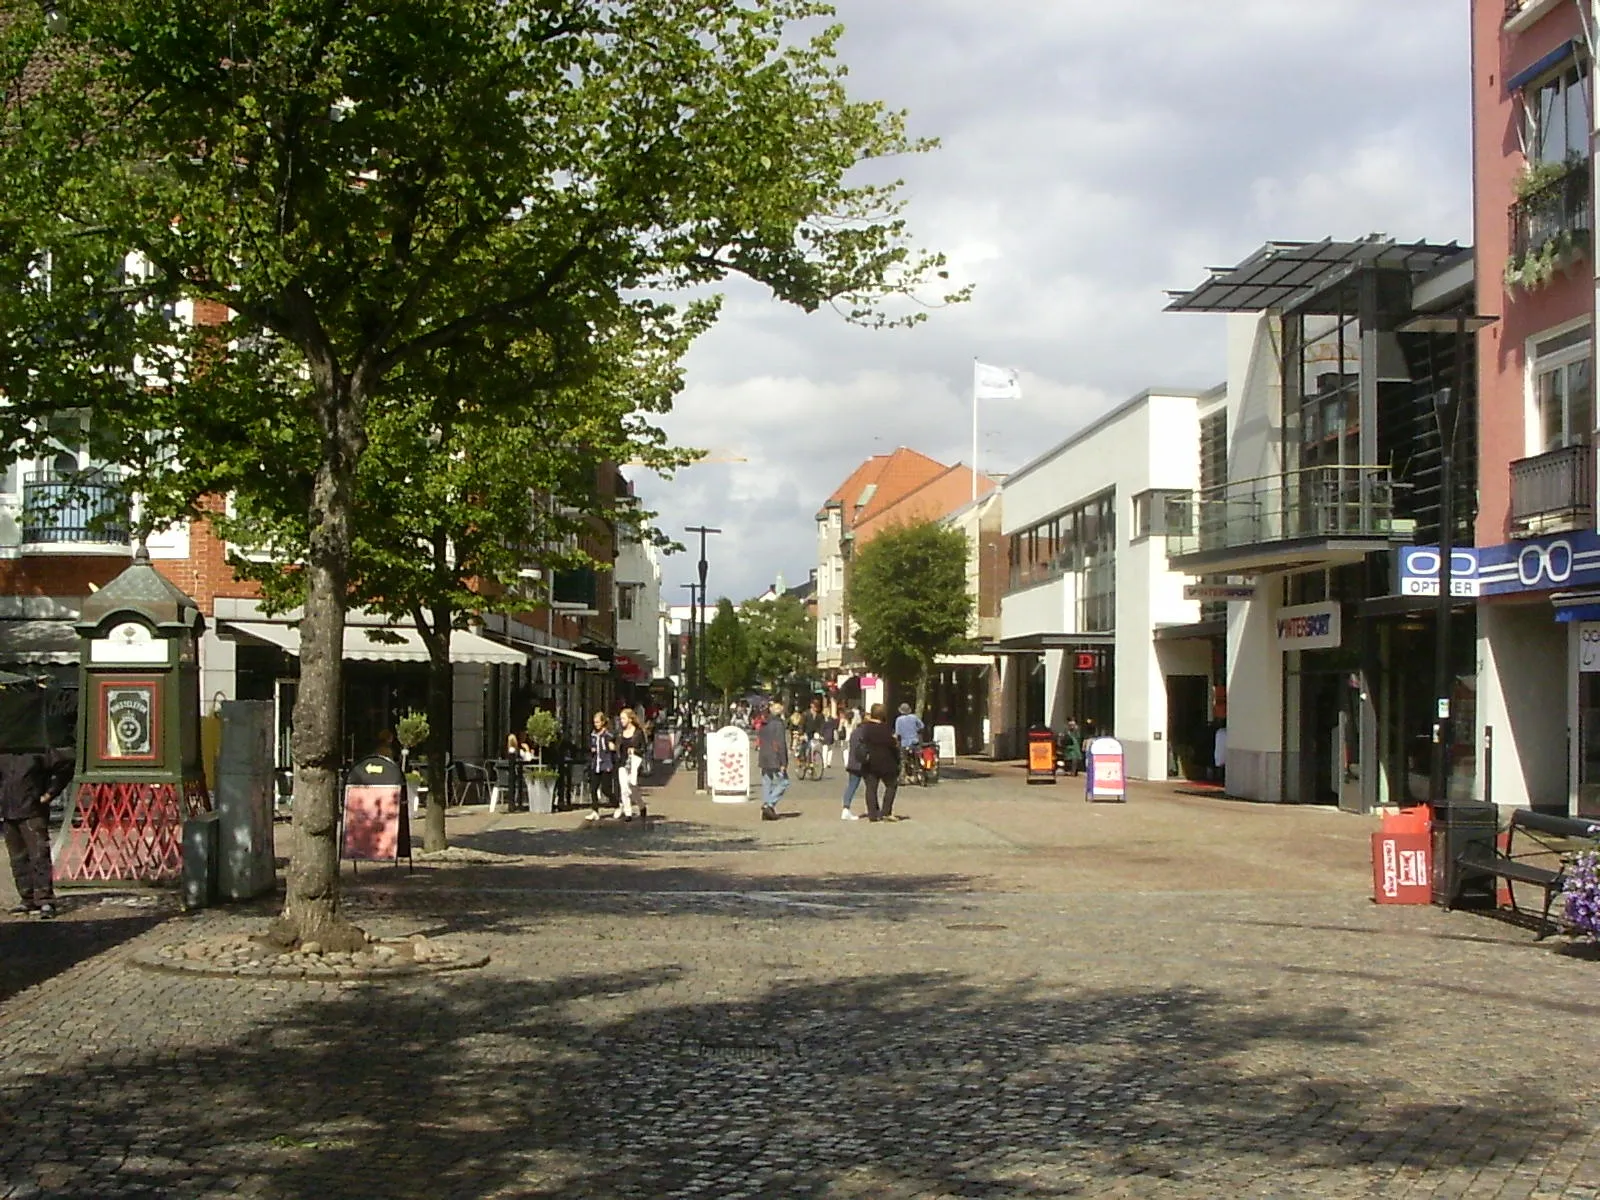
[1026,726,1056,785]
[1371,806,1431,905]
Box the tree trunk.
[914,661,930,717]
[271,427,366,952]
[419,604,454,853]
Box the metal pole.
[685,525,721,793]
[1429,310,1467,808]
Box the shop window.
[1531,325,1594,453]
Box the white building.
[613,531,662,683]
[994,387,1217,778]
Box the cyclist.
[893,703,923,773]
[802,700,826,777]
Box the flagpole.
[971,358,979,503]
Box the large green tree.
[0,1,958,948]
[701,598,752,711]
[741,593,816,693]
[847,521,972,711]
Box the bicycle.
[898,744,924,787]
[793,734,823,781]
[916,740,940,787]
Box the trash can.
[181,811,220,911]
[1430,800,1499,909]
[1372,807,1432,905]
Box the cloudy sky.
[634,0,1472,605]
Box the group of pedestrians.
[756,699,912,824]
[584,707,648,822]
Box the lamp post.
[1430,380,1457,808]
[685,525,721,792]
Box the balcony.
[1509,441,1594,538]
[1165,464,1408,574]
[1508,159,1591,289]
[21,471,130,549]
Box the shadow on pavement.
[0,966,1572,1198]
[340,855,978,937]
[0,901,170,1002]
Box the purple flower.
[1562,850,1600,940]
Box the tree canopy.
[0,0,959,946]
[741,592,816,692]
[701,598,752,708]
[847,521,972,710]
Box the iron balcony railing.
[1511,158,1592,263]
[1165,464,1402,560]
[21,470,130,545]
[1509,441,1594,538]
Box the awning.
[0,619,80,664]
[934,654,995,667]
[1507,39,1577,93]
[223,621,526,666]
[982,632,1116,654]
[1553,592,1600,623]
[476,625,604,669]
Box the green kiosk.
[55,549,211,882]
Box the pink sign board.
[1085,737,1126,801]
[342,784,403,861]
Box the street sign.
[1073,651,1098,673]
[1183,583,1256,601]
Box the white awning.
[0,619,80,664]
[223,621,526,666]
[935,654,995,667]
[476,625,604,670]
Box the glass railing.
[1165,465,1401,560]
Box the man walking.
[756,700,789,821]
[2,746,73,918]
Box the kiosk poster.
[101,681,159,761]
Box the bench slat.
[1458,848,1563,887]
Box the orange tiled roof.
[819,446,950,527]
[854,466,997,545]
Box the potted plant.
[1562,850,1600,941]
[525,711,561,813]
[396,711,430,767]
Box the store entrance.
[1165,674,1211,780]
[1288,662,1363,808]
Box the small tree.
[847,521,972,712]
[701,598,752,712]
[525,711,560,764]
[742,593,816,693]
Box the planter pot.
[528,777,554,814]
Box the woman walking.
[614,707,646,821]
[839,711,867,820]
[585,711,619,821]
[858,704,903,823]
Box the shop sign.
[1581,623,1600,673]
[1275,602,1341,652]
[1073,650,1099,673]
[1474,530,1600,596]
[1395,546,1481,597]
[1183,583,1256,602]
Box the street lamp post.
[685,525,721,792]
[1430,381,1457,808]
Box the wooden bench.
[1456,809,1600,939]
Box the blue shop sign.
[1399,531,1600,598]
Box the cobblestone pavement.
[4,765,1600,1198]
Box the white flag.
[974,361,1022,401]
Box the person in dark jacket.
[2,747,73,917]
[857,704,902,823]
[756,700,789,821]
[584,712,618,821]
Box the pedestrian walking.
[756,699,789,821]
[584,711,619,821]
[1060,719,1083,777]
[839,713,867,820]
[614,707,645,821]
[2,746,73,918]
[858,703,902,822]
[819,707,839,772]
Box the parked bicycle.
[899,742,940,787]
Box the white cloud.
[636,0,1471,601]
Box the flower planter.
[527,776,554,814]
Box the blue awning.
[1507,40,1578,93]
[1555,605,1600,623]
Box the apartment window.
[616,585,638,622]
[1528,57,1591,166]
[1132,489,1194,539]
[1531,324,1594,453]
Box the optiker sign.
[1396,546,1481,597]
[1275,601,1341,652]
